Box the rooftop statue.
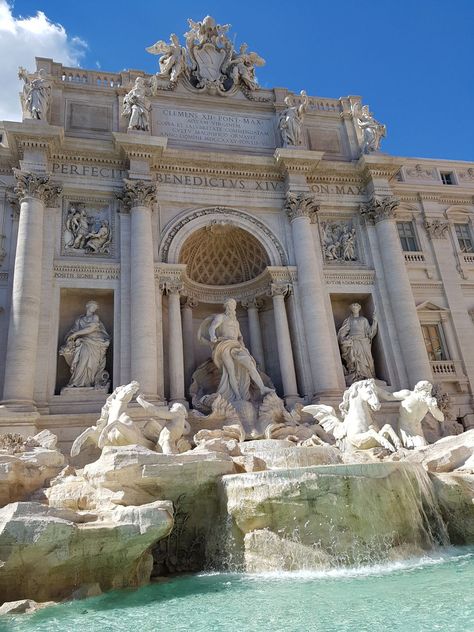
[351,101,386,154]
[145,34,187,84]
[122,77,150,131]
[18,67,51,121]
[278,91,309,147]
[146,15,265,96]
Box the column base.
[0,399,38,413]
[0,405,39,436]
[311,389,344,406]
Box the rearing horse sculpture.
[303,379,401,452]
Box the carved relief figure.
[322,222,358,262]
[337,303,377,384]
[227,43,265,91]
[63,203,111,255]
[279,91,309,147]
[351,102,386,154]
[198,298,274,403]
[122,77,150,131]
[18,67,51,120]
[390,381,445,448]
[146,34,187,83]
[59,300,110,389]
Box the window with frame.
[397,221,419,252]
[454,224,473,253]
[440,171,455,185]
[421,324,449,361]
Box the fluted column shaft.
[118,180,158,395]
[181,297,197,392]
[362,197,432,385]
[270,285,299,399]
[242,298,265,370]
[3,171,61,407]
[167,286,185,402]
[285,193,341,397]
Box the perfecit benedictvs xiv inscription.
[154,108,276,148]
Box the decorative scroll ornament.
[284,191,319,222]
[146,15,265,97]
[116,179,157,210]
[13,169,62,205]
[359,196,399,224]
[351,101,386,154]
[424,219,450,239]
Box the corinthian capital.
[116,179,157,210]
[13,168,62,206]
[284,191,319,223]
[359,195,399,224]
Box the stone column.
[155,283,165,401]
[361,196,432,385]
[117,180,158,396]
[269,283,299,402]
[285,192,342,397]
[163,283,185,404]
[241,298,265,371]
[181,296,198,392]
[3,170,61,409]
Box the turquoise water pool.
[3,547,473,632]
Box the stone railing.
[461,252,474,265]
[60,69,122,88]
[404,252,425,263]
[431,360,456,376]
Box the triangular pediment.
[416,301,449,312]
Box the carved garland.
[160,207,288,266]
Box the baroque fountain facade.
[0,15,473,610]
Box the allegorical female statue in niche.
[60,300,110,389]
[337,303,378,385]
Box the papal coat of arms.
[146,15,265,97]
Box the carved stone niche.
[320,218,359,264]
[330,293,389,385]
[56,288,114,396]
[62,198,114,257]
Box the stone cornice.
[360,195,399,224]
[13,169,62,206]
[274,148,324,174]
[113,132,167,162]
[284,191,319,222]
[116,179,157,210]
[3,121,64,162]
[356,154,402,182]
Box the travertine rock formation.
[0,500,173,603]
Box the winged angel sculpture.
[303,379,401,452]
[146,15,265,96]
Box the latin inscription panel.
[154,107,277,148]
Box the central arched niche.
[179,222,270,286]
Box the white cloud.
[0,0,87,121]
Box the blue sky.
[2,0,473,161]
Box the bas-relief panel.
[61,198,115,258]
[319,217,361,265]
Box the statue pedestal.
[51,387,109,415]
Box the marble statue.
[322,222,358,262]
[337,303,377,384]
[391,381,445,448]
[59,301,110,389]
[122,77,150,131]
[278,91,309,147]
[351,102,386,154]
[146,34,187,83]
[227,43,265,91]
[71,381,190,456]
[198,298,274,403]
[303,379,401,452]
[18,67,51,120]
